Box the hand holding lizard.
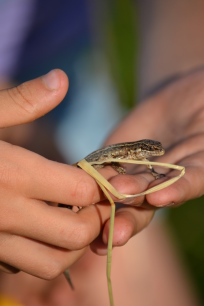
[91,69,204,254]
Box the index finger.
[5,141,103,206]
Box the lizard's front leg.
[146,161,165,179]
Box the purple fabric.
[0,0,37,78]
[0,0,91,79]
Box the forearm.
[138,0,204,99]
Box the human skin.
[91,68,204,253]
[0,68,159,279]
[0,67,157,281]
[1,66,204,278]
[0,69,112,278]
[91,0,204,253]
[1,0,204,280]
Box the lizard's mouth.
[156,149,165,156]
[147,148,165,156]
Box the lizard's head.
[134,139,165,159]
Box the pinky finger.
[0,233,85,280]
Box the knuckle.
[62,219,91,250]
[7,83,38,116]
[72,226,90,249]
[73,177,97,206]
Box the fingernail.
[42,70,60,90]
[166,202,175,207]
[96,248,108,256]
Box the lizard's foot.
[150,167,165,180]
[146,164,165,179]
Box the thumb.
[0,69,69,128]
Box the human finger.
[1,196,112,251]
[0,262,19,274]
[0,140,102,206]
[144,134,204,206]
[90,205,155,254]
[107,168,158,206]
[0,69,68,128]
[156,133,204,165]
[146,152,204,206]
[0,233,84,280]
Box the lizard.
[64,140,165,290]
[84,139,165,178]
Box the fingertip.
[41,68,69,98]
[37,69,69,116]
[0,69,69,127]
[51,69,69,91]
[146,182,183,207]
[102,212,134,247]
[90,235,108,256]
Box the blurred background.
[0,0,203,305]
